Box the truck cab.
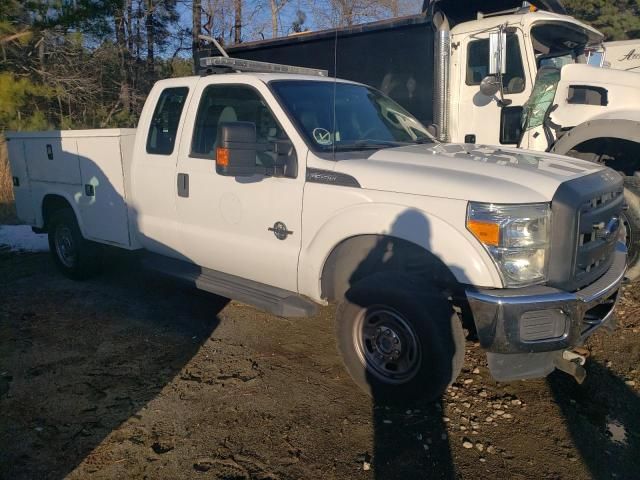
[450,9,604,146]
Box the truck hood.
[333,143,604,203]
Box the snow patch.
[607,416,628,445]
[0,225,49,252]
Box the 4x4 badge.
[268,222,293,240]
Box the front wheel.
[622,177,640,281]
[336,273,465,403]
[48,208,101,280]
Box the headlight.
[466,202,551,287]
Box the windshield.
[530,22,602,69]
[270,80,434,152]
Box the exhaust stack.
[433,11,450,142]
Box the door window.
[190,84,290,169]
[146,87,189,155]
[466,34,526,94]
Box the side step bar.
[141,253,317,318]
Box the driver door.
[174,79,306,292]
[456,29,533,146]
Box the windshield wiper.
[412,137,435,145]
[332,140,402,151]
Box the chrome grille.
[574,188,624,286]
[547,170,625,292]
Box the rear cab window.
[146,87,189,155]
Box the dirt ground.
[1,249,639,480]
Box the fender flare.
[550,117,640,156]
[39,191,87,237]
[297,203,501,302]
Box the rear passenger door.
[132,85,191,257]
[175,79,305,293]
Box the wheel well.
[565,137,640,176]
[321,234,461,302]
[42,194,73,231]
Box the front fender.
[298,201,502,302]
[551,113,640,156]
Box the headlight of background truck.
[466,202,551,287]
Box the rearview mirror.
[480,75,501,97]
[489,30,507,75]
[216,121,257,177]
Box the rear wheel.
[48,208,101,280]
[336,273,465,403]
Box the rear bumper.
[465,241,626,381]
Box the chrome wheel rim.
[353,306,422,384]
[54,225,77,268]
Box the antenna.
[332,18,338,161]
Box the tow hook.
[563,349,588,366]
[553,349,588,384]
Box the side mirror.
[489,30,507,75]
[216,121,257,177]
[480,75,501,97]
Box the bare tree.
[269,0,289,37]
[193,0,202,65]
[146,0,155,74]
[234,0,242,43]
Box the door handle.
[177,173,189,198]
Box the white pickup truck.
[7,58,628,401]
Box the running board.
[141,253,317,318]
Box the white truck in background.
[7,58,628,401]
[588,40,640,72]
[219,0,640,279]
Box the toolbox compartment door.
[24,138,82,185]
[76,136,131,247]
[6,139,36,224]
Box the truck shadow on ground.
[345,210,460,479]
[0,251,228,479]
[548,360,640,479]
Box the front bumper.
[465,241,627,381]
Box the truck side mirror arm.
[480,75,513,107]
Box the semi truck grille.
[548,170,624,292]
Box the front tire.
[623,177,640,281]
[336,273,465,403]
[48,208,101,280]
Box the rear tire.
[48,208,101,280]
[336,273,465,403]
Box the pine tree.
[564,0,640,40]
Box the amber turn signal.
[216,147,230,167]
[467,220,500,247]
